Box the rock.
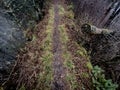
[0,8,25,82]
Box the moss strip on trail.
[36,6,54,90]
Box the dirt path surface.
[52,0,67,90]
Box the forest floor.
[4,0,93,90]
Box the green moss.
[46,25,53,31]
[66,74,78,89]
[81,72,89,78]
[66,11,74,19]
[59,24,69,43]
[37,5,54,90]
[64,52,75,69]
[42,37,52,51]
[76,50,84,57]
[19,85,26,90]
[67,4,74,10]
[58,16,77,90]
[0,87,4,90]
[65,4,75,19]
[62,48,77,90]
[58,5,65,15]
[74,41,89,59]
[32,34,37,41]
[86,62,93,70]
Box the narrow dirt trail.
[52,0,67,90]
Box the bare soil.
[52,0,68,90]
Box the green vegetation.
[58,5,65,15]
[65,4,74,19]
[36,6,54,90]
[86,62,93,70]
[81,72,89,78]
[0,87,3,90]
[19,85,26,90]
[59,24,77,90]
[58,5,78,89]
[92,66,118,90]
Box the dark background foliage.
[1,0,46,28]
